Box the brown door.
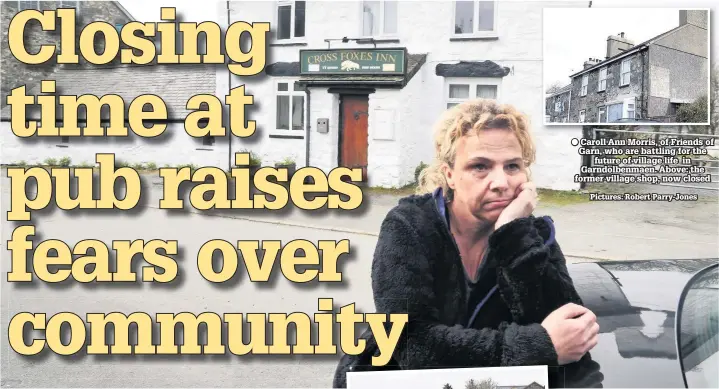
[340,95,369,181]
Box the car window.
[676,264,719,388]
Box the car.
[342,258,718,389]
[551,258,718,388]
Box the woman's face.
[445,128,528,224]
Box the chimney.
[583,58,601,69]
[680,10,708,29]
[606,33,634,59]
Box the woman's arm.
[371,210,559,369]
[490,216,583,325]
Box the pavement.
[0,172,718,387]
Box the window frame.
[359,0,399,38]
[274,0,306,42]
[620,58,631,86]
[581,75,588,97]
[444,77,502,109]
[623,97,636,119]
[17,1,39,10]
[273,78,307,136]
[579,109,586,123]
[598,67,607,92]
[451,0,499,39]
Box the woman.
[333,99,599,387]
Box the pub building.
[219,0,583,190]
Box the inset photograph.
[543,8,710,125]
[347,365,548,389]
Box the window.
[275,80,305,133]
[18,1,39,10]
[620,59,631,86]
[276,1,305,41]
[445,79,500,109]
[362,1,398,37]
[624,97,635,119]
[581,75,588,96]
[598,106,606,123]
[579,110,586,123]
[60,1,79,9]
[607,102,623,122]
[598,67,607,92]
[555,101,562,113]
[453,0,496,36]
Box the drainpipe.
[227,0,232,171]
[305,87,311,167]
[567,84,572,122]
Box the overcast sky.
[544,8,681,88]
[346,365,548,389]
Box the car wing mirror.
[675,263,719,389]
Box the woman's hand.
[494,182,538,230]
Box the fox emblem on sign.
[341,60,360,71]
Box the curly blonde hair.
[416,98,536,201]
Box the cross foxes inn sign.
[299,48,407,75]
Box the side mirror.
[676,263,719,388]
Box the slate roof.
[435,60,511,78]
[1,64,217,120]
[547,84,572,97]
[569,21,695,78]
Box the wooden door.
[340,95,369,181]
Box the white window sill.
[270,38,308,46]
[449,32,499,41]
[357,35,401,42]
[269,130,305,139]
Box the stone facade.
[568,50,647,123]
[0,0,133,108]
[564,9,709,124]
[545,87,571,123]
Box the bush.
[677,95,709,123]
[58,157,72,167]
[414,161,428,183]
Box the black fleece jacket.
[332,190,584,387]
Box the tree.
[546,81,564,94]
[476,378,498,389]
[676,94,709,124]
[443,384,454,389]
[464,378,497,389]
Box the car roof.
[550,259,718,388]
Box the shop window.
[276,1,305,41]
[275,80,305,134]
[445,79,500,109]
[362,1,398,37]
[453,0,496,37]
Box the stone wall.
[0,1,133,108]
[569,51,647,123]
